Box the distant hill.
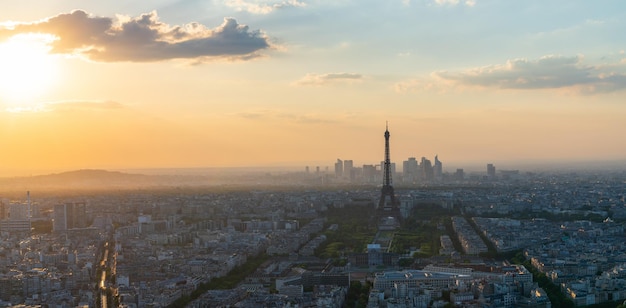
[0,169,212,194]
[0,167,318,195]
[36,169,144,180]
[36,169,149,182]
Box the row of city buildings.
[0,167,623,307]
[321,157,500,184]
[1,194,89,235]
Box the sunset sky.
[1,1,625,176]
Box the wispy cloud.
[224,0,306,14]
[402,0,476,7]
[236,109,274,119]
[4,105,46,113]
[396,55,626,95]
[434,0,476,7]
[293,73,363,86]
[235,109,336,124]
[0,10,272,62]
[47,100,125,111]
[394,74,453,94]
[3,100,126,113]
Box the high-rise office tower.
[390,162,397,181]
[53,204,67,232]
[334,159,343,177]
[379,123,398,209]
[403,157,418,183]
[0,193,32,233]
[487,164,496,179]
[421,157,434,181]
[434,155,443,180]
[363,164,377,183]
[53,202,87,232]
[343,160,353,180]
[0,200,5,220]
[9,203,28,220]
[455,169,465,181]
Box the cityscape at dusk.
[1,1,626,308]
[1,1,625,176]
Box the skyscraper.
[334,159,343,177]
[402,157,418,183]
[455,169,465,181]
[0,193,32,233]
[343,160,353,180]
[434,155,443,181]
[0,200,5,220]
[9,203,28,220]
[53,204,67,232]
[487,164,496,179]
[421,157,434,181]
[363,164,377,183]
[53,202,87,232]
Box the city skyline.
[1,1,625,177]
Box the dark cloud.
[0,10,272,62]
[433,55,626,94]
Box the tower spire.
[379,123,398,209]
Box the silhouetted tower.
[379,123,398,209]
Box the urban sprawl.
[0,161,625,307]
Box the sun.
[0,33,60,106]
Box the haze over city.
[2,3,626,307]
[1,1,625,177]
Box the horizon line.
[1,158,626,178]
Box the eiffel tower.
[378,123,398,210]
